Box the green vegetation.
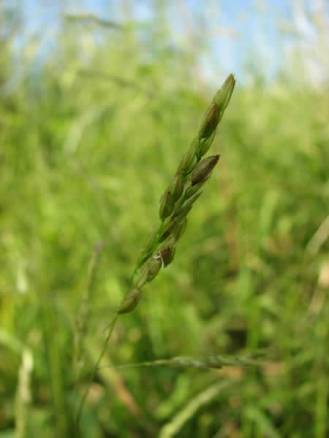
[1,7,329,437]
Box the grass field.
[1,5,329,437]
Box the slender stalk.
[74,242,103,380]
[75,314,118,425]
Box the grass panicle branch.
[73,242,103,378]
[98,353,262,371]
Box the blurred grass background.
[1,1,329,436]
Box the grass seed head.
[185,182,203,199]
[127,75,234,311]
[198,104,220,142]
[196,132,216,158]
[172,192,202,224]
[159,216,187,242]
[170,175,185,201]
[159,190,175,220]
[172,217,187,241]
[145,256,162,282]
[196,74,235,158]
[214,73,236,113]
[159,245,176,267]
[118,288,142,314]
[191,155,220,186]
[177,142,197,175]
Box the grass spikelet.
[191,155,220,185]
[118,288,142,314]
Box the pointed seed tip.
[226,73,236,85]
[211,154,220,165]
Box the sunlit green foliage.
[1,5,329,437]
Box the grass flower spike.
[119,74,236,314]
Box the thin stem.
[75,312,119,426]
[74,243,103,380]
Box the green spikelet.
[191,155,220,185]
[118,288,142,314]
